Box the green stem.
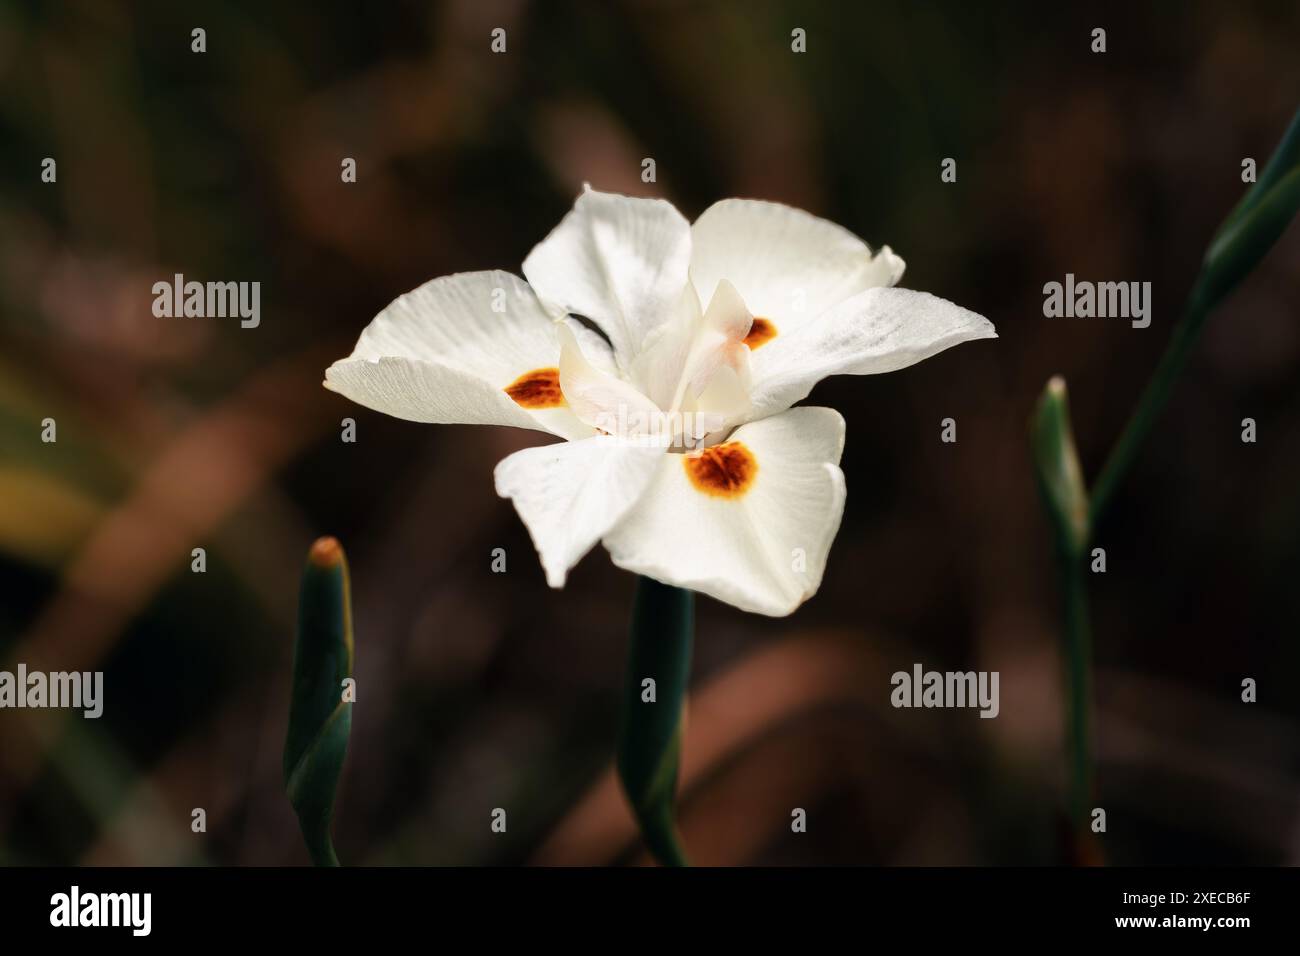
[1058,548,1093,829]
[1032,106,1300,863]
[1088,284,1210,526]
[639,804,690,868]
[616,576,693,867]
[284,537,354,868]
[305,831,340,868]
[1030,379,1097,847]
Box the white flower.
[325,188,995,616]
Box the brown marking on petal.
[683,442,758,499]
[743,317,777,350]
[505,367,565,409]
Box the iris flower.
[326,188,994,615]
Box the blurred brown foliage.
[0,1,1298,865]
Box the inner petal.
[670,279,754,411]
[683,441,757,498]
[505,368,565,408]
[557,322,664,440]
[681,364,750,448]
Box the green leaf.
[1198,106,1300,311]
[284,536,355,866]
[1030,378,1097,839]
[616,576,693,867]
[1030,376,1090,557]
[1216,107,1300,235]
[1199,164,1300,312]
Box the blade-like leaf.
[284,536,355,866]
[1089,108,1300,523]
[1030,376,1090,557]
[616,576,693,866]
[1199,163,1300,311]
[1215,107,1300,236]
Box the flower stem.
[616,576,693,867]
[1058,549,1093,830]
[304,829,341,867]
[1031,379,1095,842]
[284,537,354,868]
[1029,107,1300,861]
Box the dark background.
[1,0,1297,865]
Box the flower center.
[505,368,566,408]
[682,441,757,498]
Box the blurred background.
[1,0,1298,865]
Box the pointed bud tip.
[308,536,344,568]
[1046,375,1068,399]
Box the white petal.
[557,323,662,439]
[748,287,996,419]
[561,316,620,378]
[684,278,753,397]
[684,364,750,446]
[523,187,691,367]
[336,271,553,381]
[495,436,664,587]
[631,279,752,415]
[629,284,705,410]
[690,199,904,333]
[325,271,593,438]
[325,355,549,430]
[701,276,754,343]
[603,407,847,616]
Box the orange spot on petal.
[683,442,758,499]
[505,367,565,409]
[743,317,777,350]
